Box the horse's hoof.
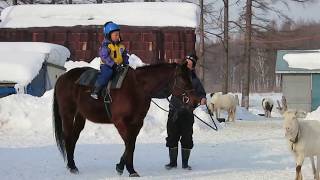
[129,172,140,177]
[116,164,124,175]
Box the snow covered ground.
[0,60,316,180]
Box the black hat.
[185,52,198,67]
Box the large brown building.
[0,3,199,64]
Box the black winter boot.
[182,148,192,170]
[165,147,178,170]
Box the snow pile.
[0,52,45,85]
[0,90,53,130]
[128,54,147,69]
[65,54,146,71]
[283,51,320,70]
[0,42,70,67]
[305,106,320,120]
[0,3,199,28]
[234,93,283,118]
[64,58,100,71]
[0,42,70,86]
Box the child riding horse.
[53,62,200,177]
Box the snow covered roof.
[0,3,199,28]
[276,50,320,73]
[0,42,70,85]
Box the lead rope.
[150,98,218,131]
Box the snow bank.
[305,106,320,120]
[283,51,320,70]
[0,3,199,28]
[0,42,70,67]
[65,54,146,71]
[64,58,100,71]
[234,93,283,118]
[0,90,53,130]
[0,52,45,85]
[128,54,147,69]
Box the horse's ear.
[180,61,189,72]
[181,61,188,68]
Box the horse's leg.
[114,120,128,175]
[63,111,85,173]
[124,125,142,177]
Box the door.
[282,74,311,112]
[312,74,320,111]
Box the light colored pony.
[283,110,320,180]
[208,92,237,122]
[262,98,274,118]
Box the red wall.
[0,26,196,64]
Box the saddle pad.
[76,66,129,89]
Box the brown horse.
[53,62,199,177]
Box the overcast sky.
[282,1,320,22]
[214,0,320,24]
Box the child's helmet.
[103,21,120,38]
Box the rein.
[150,99,219,131]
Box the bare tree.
[240,0,316,109]
[199,0,205,84]
[222,0,229,94]
[241,0,252,109]
[252,49,269,91]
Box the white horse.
[262,98,274,118]
[208,92,236,122]
[283,110,320,180]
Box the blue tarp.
[0,87,16,97]
[25,65,46,97]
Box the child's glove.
[112,64,123,72]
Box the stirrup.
[104,92,112,103]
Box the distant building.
[276,50,320,112]
[0,3,199,64]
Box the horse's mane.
[135,63,177,71]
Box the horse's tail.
[53,86,66,161]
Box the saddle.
[75,65,129,118]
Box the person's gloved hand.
[200,98,207,105]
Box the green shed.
[276,50,320,112]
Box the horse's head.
[283,110,300,141]
[170,62,201,110]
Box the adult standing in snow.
[91,21,130,99]
[165,52,207,170]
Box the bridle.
[170,66,195,105]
